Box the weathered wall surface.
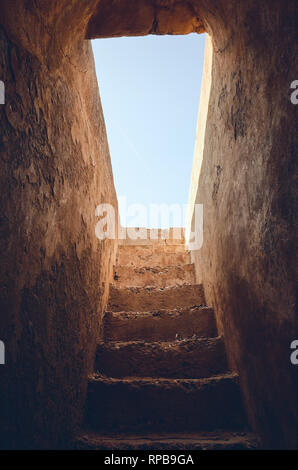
[0,2,118,449]
[86,0,205,38]
[188,0,298,449]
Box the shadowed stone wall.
[187,0,298,449]
[0,1,118,449]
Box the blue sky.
[92,33,206,227]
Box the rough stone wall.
[86,0,205,38]
[189,0,298,449]
[0,2,118,449]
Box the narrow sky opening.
[92,34,206,228]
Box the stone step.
[85,373,247,433]
[113,264,196,288]
[95,337,228,379]
[117,245,191,268]
[74,430,259,450]
[108,284,205,312]
[118,227,185,246]
[103,306,217,342]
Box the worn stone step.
[103,306,217,342]
[85,373,247,433]
[117,245,191,268]
[108,284,205,312]
[95,337,228,379]
[118,228,185,246]
[113,264,196,288]
[74,430,260,450]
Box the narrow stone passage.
[75,235,259,450]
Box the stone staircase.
[75,238,259,450]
